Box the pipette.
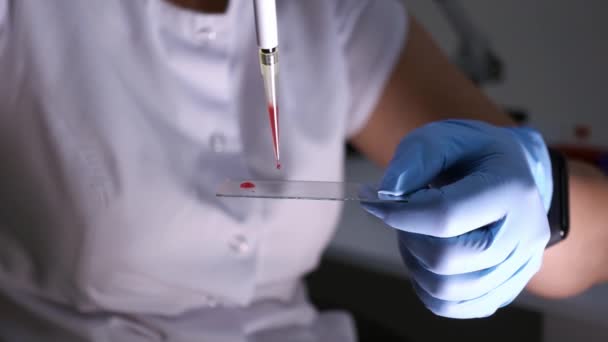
[253,0,281,169]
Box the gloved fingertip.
[378,189,405,197]
[378,168,412,196]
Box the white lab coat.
[0,0,407,340]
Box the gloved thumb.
[378,121,483,196]
[379,139,442,197]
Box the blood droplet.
[240,181,256,189]
[276,162,281,170]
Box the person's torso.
[0,0,354,316]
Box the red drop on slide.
[240,181,256,189]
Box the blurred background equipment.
[433,0,503,86]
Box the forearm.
[527,160,608,297]
[352,13,608,299]
[350,16,513,167]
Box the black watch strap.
[546,148,570,247]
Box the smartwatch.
[546,148,570,247]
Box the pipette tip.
[267,103,280,169]
[259,48,280,171]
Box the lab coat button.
[209,133,226,153]
[196,26,216,41]
[229,234,250,255]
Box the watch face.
[547,149,569,247]
[599,154,608,175]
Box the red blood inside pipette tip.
[267,104,279,169]
[240,181,256,189]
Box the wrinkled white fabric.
[0,0,407,340]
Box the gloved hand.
[362,119,554,319]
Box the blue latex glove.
[362,119,554,319]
